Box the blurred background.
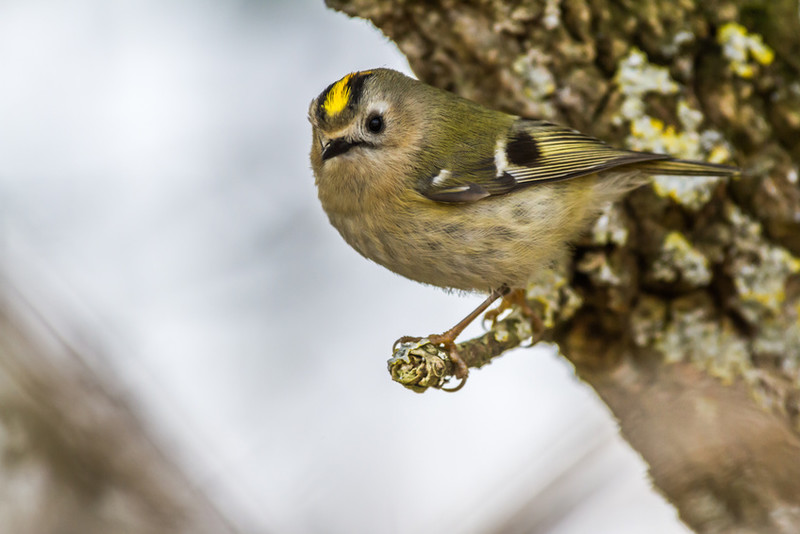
[0,1,691,532]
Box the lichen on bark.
[326,1,800,532]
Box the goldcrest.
[308,68,736,294]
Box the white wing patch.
[432,168,452,186]
[494,136,508,177]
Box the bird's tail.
[636,157,739,177]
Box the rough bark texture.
[328,1,800,532]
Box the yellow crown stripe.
[322,73,354,116]
[322,70,372,117]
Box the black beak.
[322,137,357,161]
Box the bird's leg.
[394,285,510,388]
[482,291,514,328]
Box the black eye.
[367,114,384,133]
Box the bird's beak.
[321,137,357,161]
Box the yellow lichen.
[725,203,800,323]
[513,50,557,117]
[591,204,629,246]
[494,327,510,343]
[525,268,582,328]
[717,22,774,79]
[733,246,800,312]
[657,301,750,383]
[613,48,732,209]
[707,145,733,165]
[651,175,721,209]
[650,232,712,286]
[629,109,727,209]
[613,48,678,114]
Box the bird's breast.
[323,181,596,292]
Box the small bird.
[308,68,736,385]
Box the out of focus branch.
[0,288,239,534]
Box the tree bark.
[328,1,800,532]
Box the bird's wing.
[419,119,670,203]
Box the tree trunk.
[327,1,800,532]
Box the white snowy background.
[0,1,691,532]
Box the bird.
[308,68,737,387]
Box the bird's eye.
[366,114,384,134]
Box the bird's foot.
[483,288,544,346]
[391,286,511,391]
